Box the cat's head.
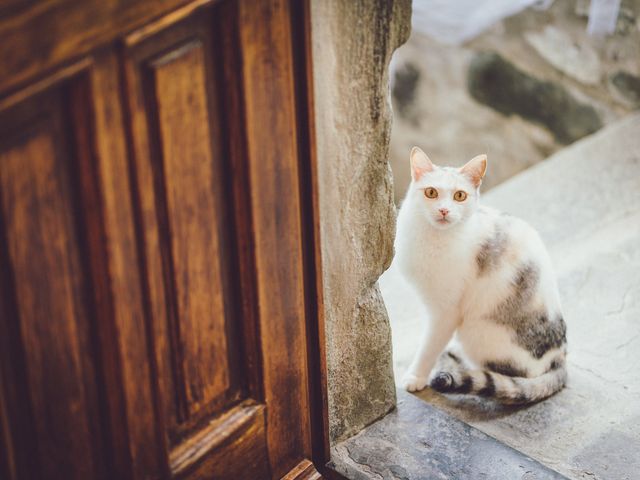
[408,147,487,230]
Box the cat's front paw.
[401,372,429,392]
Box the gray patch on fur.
[476,226,508,276]
[512,262,539,301]
[485,360,528,378]
[546,357,565,373]
[509,380,530,404]
[454,375,474,394]
[447,351,462,364]
[478,372,496,397]
[491,263,567,359]
[514,313,567,359]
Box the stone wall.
[390,0,640,203]
[310,0,411,442]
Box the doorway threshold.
[329,390,567,480]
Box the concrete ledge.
[330,390,567,480]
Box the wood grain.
[216,0,265,406]
[238,0,313,476]
[0,1,332,478]
[281,459,323,480]
[0,0,216,93]
[0,84,106,480]
[0,345,17,480]
[0,101,41,480]
[153,40,233,415]
[90,50,168,478]
[124,9,249,449]
[290,0,332,467]
[169,401,268,477]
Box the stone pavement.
[330,390,564,480]
[381,114,640,480]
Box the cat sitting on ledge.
[395,147,567,404]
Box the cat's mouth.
[430,214,455,228]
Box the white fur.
[395,153,564,393]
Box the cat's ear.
[410,147,434,181]
[460,154,487,187]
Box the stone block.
[311,0,412,442]
[468,52,603,144]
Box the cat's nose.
[439,208,449,217]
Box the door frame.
[289,0,334,476]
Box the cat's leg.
[401,311,459,392]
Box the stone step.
[382,113,640,479]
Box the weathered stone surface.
[610,70,640,107]
[330,390,566,480]
[392,62,420,122]
[311,0,411,443]
[468,52,603,144]
[615,3,639,34]
[382,114,640,479]
[525,26,601,85]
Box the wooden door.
[0,1,326,479]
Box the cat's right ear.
[410,147,434,181]
[460,154,487,187]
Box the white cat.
[395,147,567,403]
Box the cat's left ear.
[460,154,487,187]
[410,147,434,181]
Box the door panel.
[122,6,268,477]
[0,77,107,480]
[152,39,235,427]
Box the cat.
[394,147,567,404]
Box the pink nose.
[439,208,449,217]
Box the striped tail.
[429,361,567,404]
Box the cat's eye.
[453,190,467,202]
[424,187,438,199]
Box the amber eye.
[453,190,467,202]
[424,187,438,199]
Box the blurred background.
[389,0,640,202]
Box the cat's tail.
[429,360,567,404]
